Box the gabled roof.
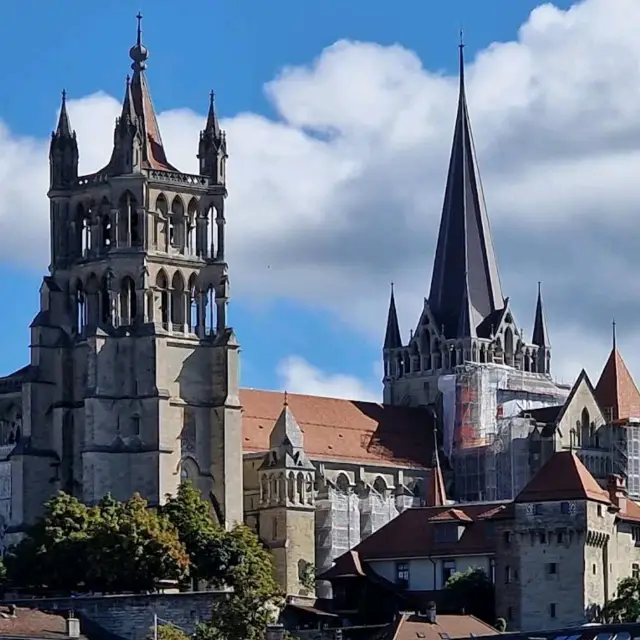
[241,389,435,468]
[515,451,611,505]
[386,612,498,640]
[427,44,504,339]
[594,346,640,422]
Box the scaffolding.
[442,363,569,502]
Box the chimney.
[426,602,437,624]
[265,624,285,640]
[66,616,80,639]
[607,474,627,512]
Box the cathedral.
[2,20,640,603]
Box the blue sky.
[6,0,631,398]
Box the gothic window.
[75,282,85,333]
[296,472,304,502]
[118,191,138,247]
[171,271,186,327]
[85,273,100,327]
[76,203,90,257]
[100,272,111,325]
[260,475,269,503]
[581,408,590,447]
[187,198,198,255]
[504,328,514,366]
[208,204,217,258]
[156,271,169,328]
[119,276,137,326]
[287,473,295,503]
[187,273,198,332]
[205,285,215,335]
[479,345,486,364]
[170,196,185,250]
[336,473,350,494]
[373,476,387,498]
[306,474,314,504]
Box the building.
[322,449,640,632]
[0,606,85,640]
[1,18,637,604]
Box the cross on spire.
[136,12,143,46]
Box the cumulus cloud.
[276,356,380,402]
[1,0,640,394]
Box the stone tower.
[257,396,316,597]
[382,43,551,407]
[10,16,243,536]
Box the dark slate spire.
[532,282,549,347]
[205,91,222,139]
[384,283,402,349]
[427,40,504,338]
[55,90,73,138]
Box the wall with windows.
[367,554,492,591]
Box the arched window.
[100,272,111,325]
[188,273,198,332]
[205,284,215,335]
[156,271,169,328]
[581,407,591,447]
[187,198,198,255]
[171,271,186,327]
[118,191,138,247]
[85,273,100,327]
[287,473,295,503]
[75,282,85,333]
[120,276,137,325]
[504,328,514,366]
[170,196,185,250]
[336,473,350,494]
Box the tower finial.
[283,390,288,407]
[136,12,143,47]
[613,318,617,350]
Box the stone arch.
[410,342,420,373]
[118,190,139,247]
[306,473,314,504]
[170,195,186,249]
[287,472,295,502]
[373,476,387,497]
[119,276,137,325]
[188,272,198,332]
[156,193,169,214]
[171,270,186,327]
[296,472,305,502]
[180,456,200,485]
[260,474,270,503]
[479,344,487,364]
[335,473,350,493]
[99,197,112,251]
[504,328,514,366]
[187,197,198,254]
[581,407,590,446]
[73,279,85,333]
[156,270,169,328]
[84,272,100,326]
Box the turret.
[49,90,78,190]
[198,91,227,185]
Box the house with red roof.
[320,449,640,633]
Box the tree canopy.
[5,483,282,640]
[603,576,640,622]
[443,568,495,623]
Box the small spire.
[612,319,617,350]
[54,89,73,138]
[129,12,149,71]
[458,30,465,91]
[205,89,221,138]
[532,281,550,348]
[426,424,447,507]
[136,11,143,47]
[384,282,402,350]
[283,390,288,407]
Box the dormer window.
[434,523,459,543]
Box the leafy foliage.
[5,491,188,593]
[298,561,316,592]
[147,623,191,640]
[602,576,640,622]
[494,618,507,632]
[443,568,495,623]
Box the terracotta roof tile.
[515,451,611,504]
[389,613,498,640]
[320,550,365,579]
[594,347,640,422]
[427,508,472,522]
[240,389,434,468]
[0,607,84,639]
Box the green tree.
[162,482,221,586]
[603,576,640,622]
[196,525,282,640]
[88,493,190,592]
[5,492,99,592]
[443,568,495,623]
[147,623,191,640]
[0,557,7,585]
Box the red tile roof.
[425,464,446,507]
[240,389,435,468]
[594,347,640,422]
[0,607,84,639]
[515,451,611,504]
[388,613,498,640]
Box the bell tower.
[13,15,243,536]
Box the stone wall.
[11,591,227,640]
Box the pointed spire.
[55,90,73,138]
[205,90,222,139]
[384,283,402,350]
[612,318,617,350]
[427,40,504,339]
[532,281,550,347]
[103,14,176,174]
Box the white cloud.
[276,356,380,402]
[2,0,640,392]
